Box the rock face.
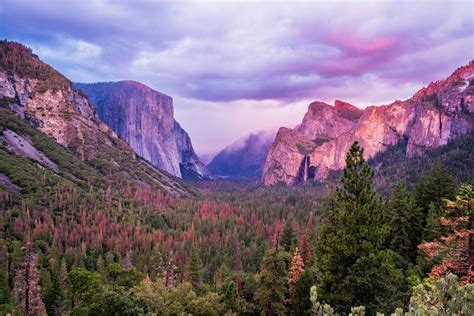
[0,41,120,160]
[207,130,276,178]
[263,62,474,185]
[75,81,206,179]
[0,40,190,195]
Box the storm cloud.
[1,0,472,153]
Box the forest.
[0,137,472,315]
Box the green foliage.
[414,162,456,216]
[409,274,473,315]
[66,268,103,314]
[370,134,474,194]
[292,269,317,315]
[186,246,204,292]
[386,183,424,262]
[255,249,288,316]
[281,221,295,252]
[315,142,407,314]
[106,264,144,289]
[310,285,334,316]
[42,269,64,316]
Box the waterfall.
[303,155,309,182]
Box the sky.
[1,0,473,155]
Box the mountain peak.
[263,61,474,185]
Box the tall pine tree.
[255,249,288,316]
[315,142,406,314]
[386,182,424,262]
[185,245,204,292]
[414,161,456,241]
[14,242,46,316]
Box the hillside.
[263,62,474,185]
[0,41,191,196]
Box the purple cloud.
[0,0,472,153]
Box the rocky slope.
[0,40,191,196]
[263,62,474,185]
[75,81,206,179]
[207,130,276,178]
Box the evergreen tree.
[185,246,204,292]
[423,202,443,241]
[315,142,406,314]
[281,222,295,252]
[298,233,311,266]
[223,280,238,312]
[419,184,474,283]
[292,269,316,315]
[13,242,46,316]
[386,182,424,262]
[96,255,106,276]
[288,247,305,304]
[43,268,63,316]
[255,249,288,316]
[414,161,456,240]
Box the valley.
[0,20,473,316]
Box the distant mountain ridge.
[263,61,474,185]
[207,130,276,178]
[75,81,206,179]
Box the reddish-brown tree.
[14,241,46,316]
[287,247,305,303]
[418,184,473,283]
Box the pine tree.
[287,247,304,304]
[298,233,311,266]
[14,242,46,316]
[281,222,295,252]
[185,246,203,292]
[386,182,424,262]
[43,267,63,316]
[423,202,443,241]
[315,142,406,314]
[414,161,456,240]
[292,269,316,315]
[223,280,238,312]
[418,184,474,283]
[255,249,288,316]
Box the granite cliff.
[75,81,206,179]
[263,62,474,185]
[0,40,190,195]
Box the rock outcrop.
[0,40,190,195]
[75,81,206,179]
[207,130,276,178]
[263,62,474,185]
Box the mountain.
[207,130,276,178]
[75,81,206,179]
[263,62,474,185]
[0,40,191,196]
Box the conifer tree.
[185,246,203,292]
[96,255,106,276]
[418,184,474,283]
[287,247,304,304]
[298,233,311,266]
[386,182,424,262]
[14,242,46,316]
[43,267,63,316]
[414,161,456,240]
[281,222,295,252]
[315,142,405,314]
[255,249,288,316]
